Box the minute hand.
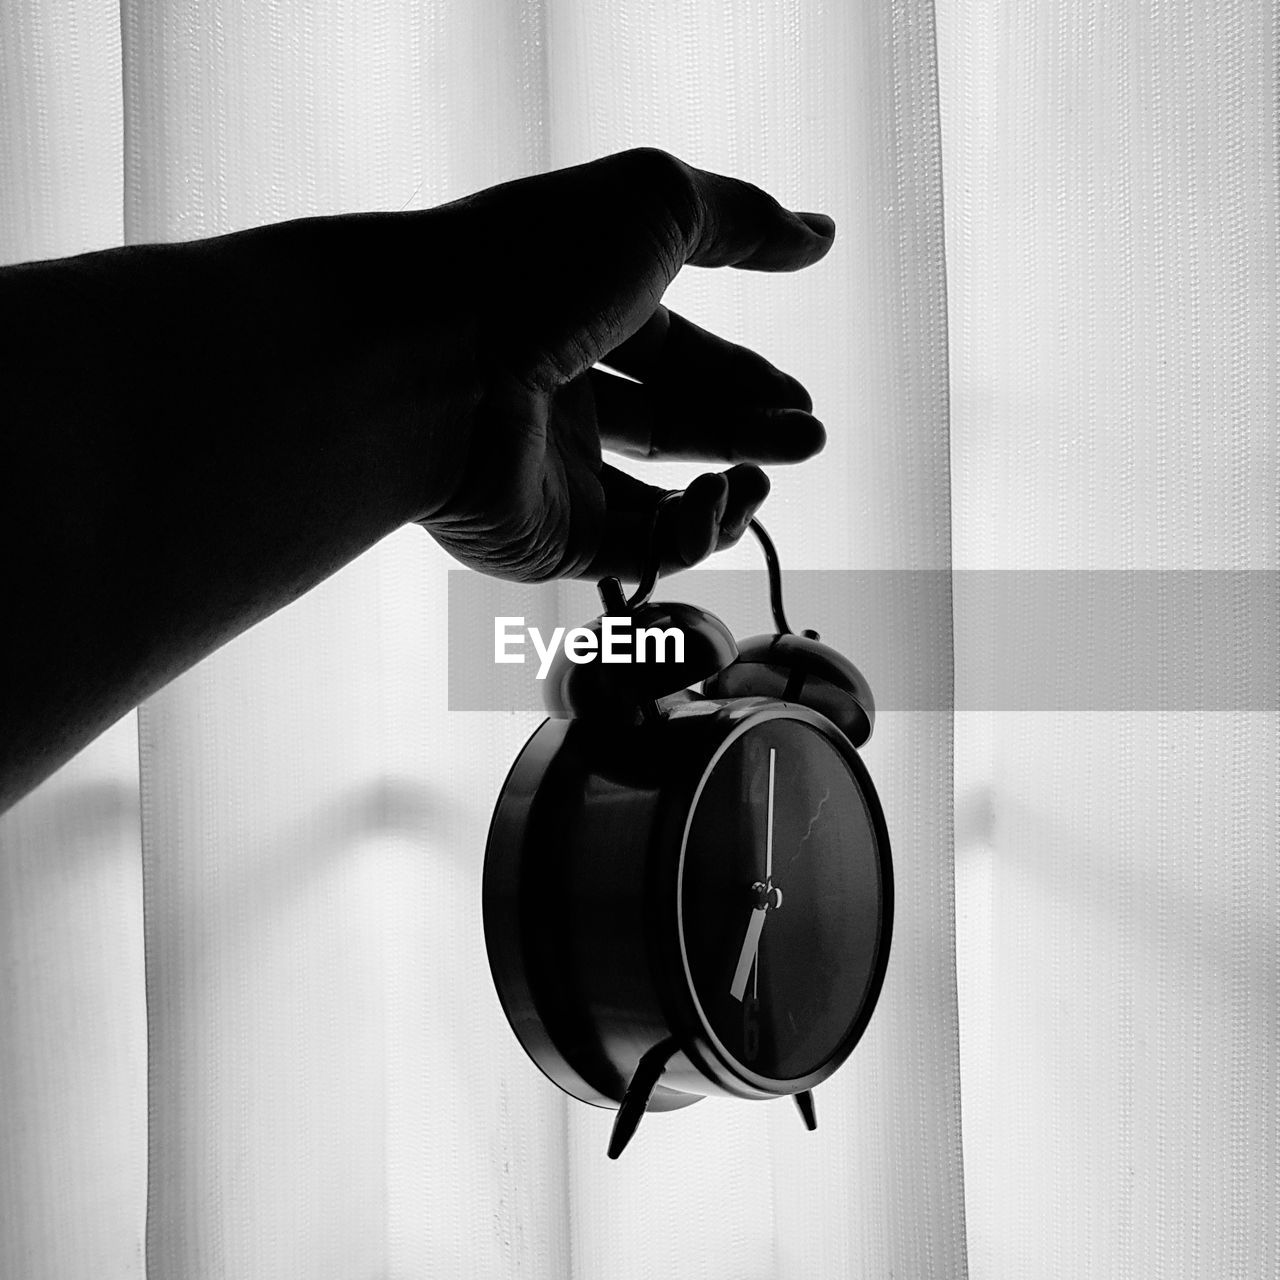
[765,747,775,882]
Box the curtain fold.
[121,1,963,1275]
[0,7,145,1280]
[543,3,964,1277]
[121,4,573,1275]
[937,2,1278,1276]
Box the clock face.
[678,716,885,1082]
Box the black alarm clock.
[483,498,892,1159]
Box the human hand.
[0,149,828,809]
[417,148,835,583]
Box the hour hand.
[729,906,767,1002]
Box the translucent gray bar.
[447,570,1278,712]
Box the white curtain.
[0,3,1274,1279]
[938,3,1278,1276]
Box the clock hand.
[729,906,767,1002]
[750,882,782,1000]
[765,747,776,883]
[730,750,781,1004]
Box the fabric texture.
[0,1,1275,1277]
[937,3,1278,1276]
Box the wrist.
[209,206,485,529]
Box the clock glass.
[678,717,884,1082]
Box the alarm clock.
[482,499,892,1159]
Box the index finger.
[597,149,836,276]
[671,152,837,272]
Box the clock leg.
[607,1038,680,1160]
[793,1090,818,1131]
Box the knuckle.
[616,147,699,239]
[622,146,682,180]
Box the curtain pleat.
[0,6,145,1280]
[109,1,963,1275]
[120,3,572,1276]
[0,712,146,1280]
[542,2,964,1277]
[0,0,123,263]
[937,2,1278,1276]
[117,0,963,1273]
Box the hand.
[417,148,835,583]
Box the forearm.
[0,210,478,810]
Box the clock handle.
[793,1089,818,1131]
[623,491,684,611]
[623,493,797,639]
[743,516,797,638]
[607,1036,683,1160]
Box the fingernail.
[796,211,836,238]
[760,409,827,458]
[801,416,827,454]
[774,373,814,413]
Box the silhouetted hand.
[0,147,836,809]
[417,148,835,583]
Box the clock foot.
[793,1090,817,1131]
[607,1038,680,1160]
